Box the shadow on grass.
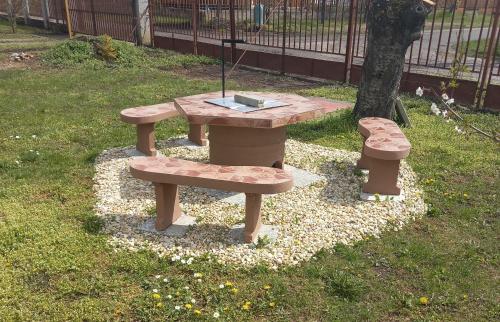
[82,214,105,235]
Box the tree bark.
[353,0,431,119]
[7,0,17,33]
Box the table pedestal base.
[208,125,286,168]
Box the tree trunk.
[7,0,17,33]
[353,0,432,119]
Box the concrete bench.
[357,117,411,196]
[121,103,207,156]
[129,156,293,243]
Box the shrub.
[42,36,216,69]
[41,40,95,66]
[42,36,148,68]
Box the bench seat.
[130,157,293,242]
[120,103,207,156]
[356,117,411,196]
[121,103,180,124]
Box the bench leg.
[188,123,207,146]
[244,193,262,243]
[136,123,156,156]
[154,183,181,230]
[363,159,401,195]
[356,135,371,170]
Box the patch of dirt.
[170,64,328,91]
[0,54,40,70]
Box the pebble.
[93,136,426,267]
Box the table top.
[174,91,352,129]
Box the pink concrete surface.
[358,117,411,161]
[121,103,179,124]
[129,156,294,194]
[358,117,402,138]
[174,91,353,129]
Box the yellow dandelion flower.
[419,296,429,305]
[225,281,233,287]
[152,293,161,299]
[156,302,163,308]
[463,193,468,198]
[231,287,239,294]
[269,302,276,308]
[263,284,272,290]
[242,303,251,311]
[185,303,193,309]
[194,309,202,315]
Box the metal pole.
[221,40,226,97]
[221,39,245,97]
[192,0,198,55]
[22,0,29,24]
[132,0,142,45]
[41,0,50,29]
[229,0,236,63]
[281,0,288,74]
[475,0,500,109]
[148,0,156,47]
[64,0,73,39]
[320,0,326,23]
[90,0,98,36]
[344,0,357,83]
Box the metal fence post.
[281,0,288,74]
[192,0,198,54]
[229,0,236,63]
[148,0,156,47]
[132,0,141,45]
[22,0,29,24]
[41,0,50,29]
[475,0,500,110]
[344,0,358,83]
[90,0,98,36]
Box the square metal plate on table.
[204,97,291,113]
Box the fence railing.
[1,0,499,109]
[2,0,137,42]
[66,0,137,42]
[150,0,499,78]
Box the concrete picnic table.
[174,91,352,168]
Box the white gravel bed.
[93,136,426,268]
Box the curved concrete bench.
[121,103,207,156]
[357,117,411,196]
[130,157,293,243]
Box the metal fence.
[28,0,44,17]
[1,0,499,108]
[150,0,499,81]
[48,0,66,23]
[66,0,137,42]
[2,0,137,42]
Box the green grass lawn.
[0,17,53,38]
[430,8,491,29]
[0,23,499,321]
[459,39,500,59]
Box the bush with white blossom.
[415,86,498,142]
